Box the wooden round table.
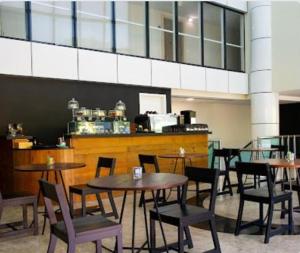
[88,173,188,253]
[159,153,208,174]
[15,162,85,202]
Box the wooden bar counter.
[0,133,208,201]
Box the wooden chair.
[235,162,293,244]
[39,179,122,253]
[138,154,166,207]
[0,191,38,238]
[149,167,221,253]
[211,148,235,196]
[69,157,118,218]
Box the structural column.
[249,1,279,141]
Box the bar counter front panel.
[2,133,208,202]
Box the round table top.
[88,173,188,191]
[159,153,208,159]
[241,147,278,152]
[15,162,86,172]
[252,159,300,169]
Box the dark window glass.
[115,1,145,56]
[149,2,175,61]
[31,1,73,46]
[203,3,224,68]
[226,10,244,71]
[0,2,26,39]
[77,1,112,51]
[177,2,201,65]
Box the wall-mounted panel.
[0,38,31,76]
[151,60,180,88]
[78,49,117,83]
[32,43,78,80]
[118,55,151,86]
[180,64,206,91]
[228,71,248,94]
[206,68,229,93]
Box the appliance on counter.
[162,123,209,133]
[134,113,177,133]
[67,99,130,135]
[180,110,196,124]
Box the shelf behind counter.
[0,132,208,202]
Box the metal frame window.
[0,1,245,73]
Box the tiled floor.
[1,188,300,253]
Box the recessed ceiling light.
[188,17,193,23]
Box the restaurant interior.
[1,1,300,253]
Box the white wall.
[172,98,251,147]
[272,1,300,93]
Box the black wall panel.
[280,103,300,135]
[0,75,171,144]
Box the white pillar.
[249,1,279,140]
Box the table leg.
[151,191,169,253]
[142,193,150,253]
[132,191,137,253]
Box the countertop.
[67,131,211,138]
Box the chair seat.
[69,184,104,194]
[243,187,292,202]
[150,204,212,225]
[54,215,120,238]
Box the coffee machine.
[180,110,196,124]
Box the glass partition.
[77,1,112,51]
[31,1,73,46]
[0,2,26,39]
[115,1,145,56]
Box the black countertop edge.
[66,132,211,138]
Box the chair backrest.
[95,157,116,178]
[235,162,273,197]
[138,154,160,173]
[39,179,75,239]
[269,144,287,159]
[211,148,231,170]
[185,167,220,213]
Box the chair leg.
[108,191,119,219]
[139,191,145,207]
[81,194,87,217]
[184,226,193,249]
[42,207,47,235]
[235,199,244,235]
[178,225,184,253]
[69,191,74,217]
[96,193,105,215]
[96,240,102,253]
[259,202,264,227]
[150,218,156,250]
[288,198,294,235]
[117,232,123,253]
[209,217,221,253]
[33,199,39,235]
[264,203,274,244]
[22,204,28,229]
[47,234,57,253]
[67,243,76,253]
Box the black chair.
[0,191,38,238]
[39,179,122,253]
[211,149,235,196]
[149,167,221,253]
[235,162,293,244]
[69,157,118,218]
[138,154,166,207]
